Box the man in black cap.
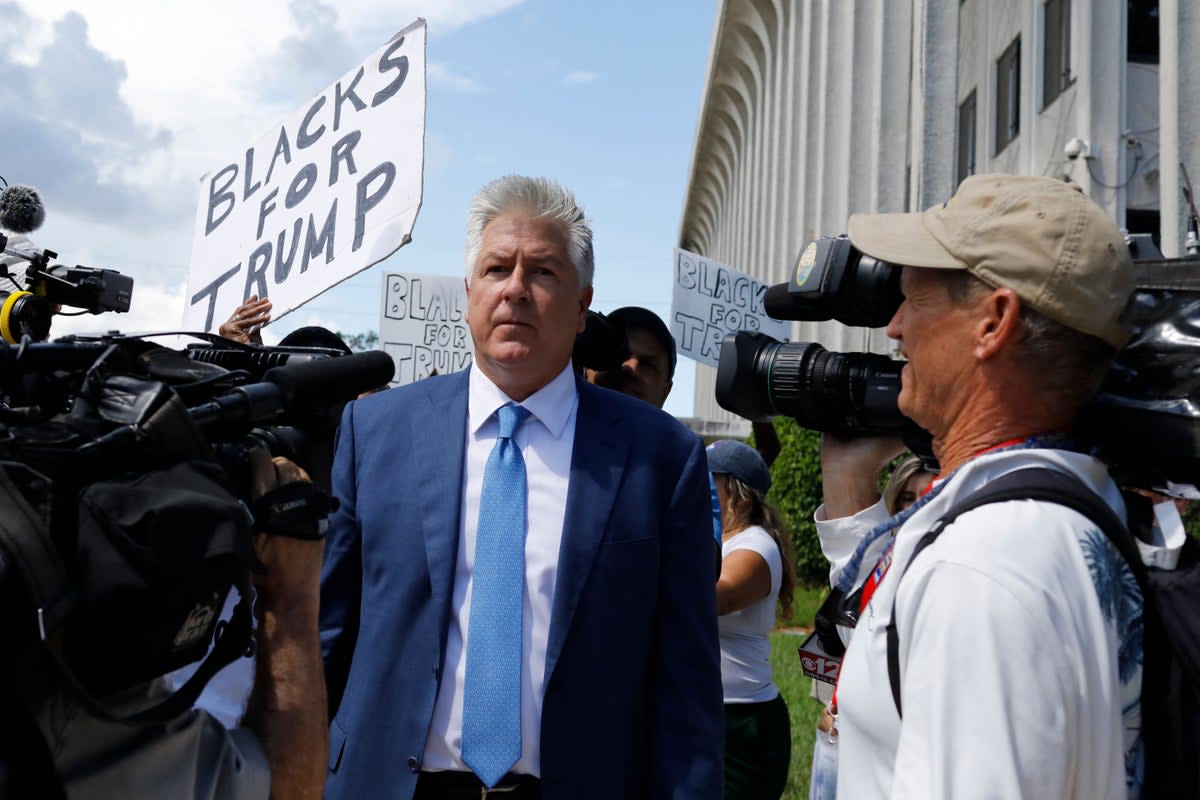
[584,306,676,409]
[587,306,781,465]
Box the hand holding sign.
[219,294,273,344]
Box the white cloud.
[0,6,184,229]
[45,280,356,348]
[10,1,525,204]
[562,70,598,85]
[48,281,187,338]
[413,0,526,31]
[254,0,363,105]
[8,0,524,343]
[428,62,490,93]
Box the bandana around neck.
[832,433,1075,594]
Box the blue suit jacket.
[319,369,723,800]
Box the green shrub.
[758,418,828,585]
[1185,500,1200,540]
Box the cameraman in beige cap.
[814,175,1142,799]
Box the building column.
[909,0,958,210]
[1159,0,1200,256]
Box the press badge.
[798,629,842,685]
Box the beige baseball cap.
[847,174,1134,347]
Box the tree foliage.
[335,330,379,353]
[1185,501,1200,540]
[757,417,829,586]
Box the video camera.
[0,331,392,718]
[573,310,631,372]
[0,179,134,344]
[0,235,133,344]
[715,233,1200,491]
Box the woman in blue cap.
[706,439,797,800]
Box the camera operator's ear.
[974,287,1023,361]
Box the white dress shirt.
[422,363,578,777]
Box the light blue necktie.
[461,403,532,787]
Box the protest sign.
[379,272,472,385]
[670,248,791,368]
[182,19,427,332]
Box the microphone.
[262,349,394,414]
[65,349,395,465]
[0,185,48,290]
[0,184,46,234]
[189,350,395,431]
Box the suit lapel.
[543,379,628,683]
[412,370,469,651]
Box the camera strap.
[0,466,255,727]
[882,466,1143,717]
[822,435,1075,710]
[251,480,337,540]
[45,591,253,727]
[0,466,74,648]
[831,434,1074,596]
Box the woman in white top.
[707,439,797,800]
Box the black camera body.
[0,333,393,701]
[182,340,367,496]
[763,236,902,328]
[716,331,905,435]
[0,237,134,343]
[716,234,1200,490]
[573,310,631,372]
[32,264,134,314]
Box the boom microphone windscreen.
[0,184,46,234]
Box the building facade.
[680,0,1200,427]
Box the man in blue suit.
[320,175,723,800]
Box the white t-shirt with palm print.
[824,448,1143,800]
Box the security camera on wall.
[1064,137,1091,160]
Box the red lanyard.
[829,436,1030,712]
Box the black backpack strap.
[0,467,74,641]
[885,466,1142,717]
[114,592,253,725]
[0,468,253,727]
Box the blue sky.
[6,0,717,418]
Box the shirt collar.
[468,361,578,440]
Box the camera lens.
[245,426,308,462]
[0,290,52,343]
[716,331,908,435]
[770,341,907,434]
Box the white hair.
[463,175,594,288]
